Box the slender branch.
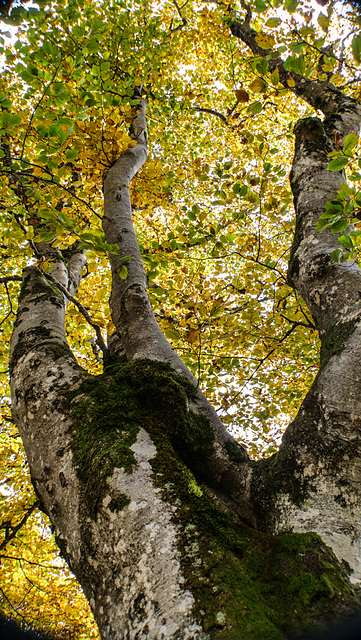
[0,169,102,220]
[280,312,316,330]
[0,555,65,571]
[0,276,22,284]
[169,0,187,32]
[44,273,108,354]
[0,502,39,552]
[0,586,29,625]
[194,107,228,125]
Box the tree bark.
[8,23,361,640]
[230,8,361,582]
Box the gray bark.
[8,15,361,640]
[230,10,361,582]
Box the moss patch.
[320,319,358,369]
[108,494,131,513]
[68,359,214,517]
[67,359,359,638]
[146,401,359,639]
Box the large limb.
[102,94,257,524]
[230,5,361,579]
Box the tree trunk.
[8,22,361,640]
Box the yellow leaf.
[287,76,296,87]
[255,34,275,49]
[185,329,199,344]
[249,78,266,93]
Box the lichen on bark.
[66,359,359,638]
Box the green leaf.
[330,249,341,262]
[327,156,349,171]
[65,149,79,160]
[330,219,348,233]
[343,133,358,154]
[317,13,329,32]
[117,264,128,280]
[164,327,181,341]
[338,235,353,249]
[352,34,361,63]
[255,0,267,12]
[265,18,281,27]
[247,101,263,115]
[285,0,298,13]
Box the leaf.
[330,249,341,262]
[235,89,250,103]
[255,34,275,49]
[270,68,279,86]
[327,156,349,171]
[254,0,267,12]
[248,78,266,93]
[330,219,348,233]
[185,329,199,344]
[287,77,295,87]
[164,327,181,341]
[285,0,298,13]
[66,149,79,160]
[343,134,358,154]
[118,265,128,280]
[317,13,330,32]
[352,34,361,63]
[265,18,281,27]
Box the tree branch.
[0,502,39,552]
[228,3,359,120]
[0,276,22,284]
[194,107,228,125]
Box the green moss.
[320,319,358,369]
[108,494,131,513]
[224,439,248,464]
[68,359,213,518]
[148,424,358,639]
[67,359,359,637]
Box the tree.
[1,0,361,637]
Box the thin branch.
[217,325,297,412]
[0,502,39,552]
[44,273,108,354]
[0,169,102,220]
[0,586,29,625]
[194,107,228,125]
[169,0,187,32]
[280,312,316,331]
[0,554,64,571]
[0,276,22,284]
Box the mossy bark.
[8,42,361,640]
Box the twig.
[0,169,102,220]
[0,276,22,284]
[194,107,228,125]
[0,502,39,552]
[0,555,65,571]
[169,0,187,32]
[280,313,316,330]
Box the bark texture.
[8,17,361,640]
[230,7,361,582]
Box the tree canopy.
[1,0,361,636]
